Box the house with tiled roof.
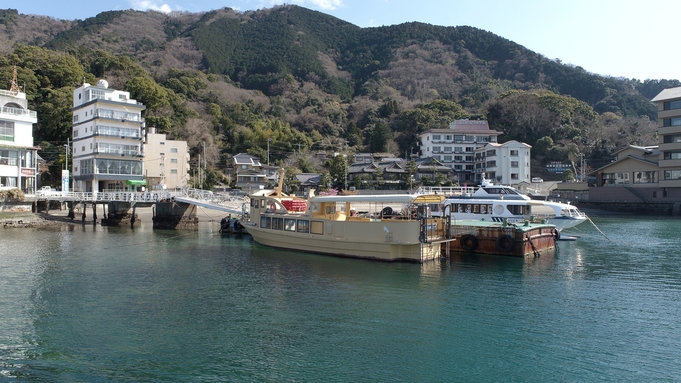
[227,153,268,192]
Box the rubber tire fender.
[495,234,515,253]
[460,234,478,252]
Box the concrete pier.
[101,202,140,227]
[152,202,199,229]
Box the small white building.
[0,68,39,194]
[71,80,146,192]
[143,127,190,190]
[474,140,531,186]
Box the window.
[664,151,681,160]
[634,171,657,184]
[444,155,452,162]
[0,121,14,142]
[170,158,178,164]
[73,115,79,123]
[170,147,178,153]
[260,216,271,229]
[510,150,518,156]
[170,169,178,174]
[297,220,309,233]
[445,135,452,140]
[511,173,519,180]
[465,135,475,142]
[454,155,462,161]
[433,146,441,153]
[74,129,79,138]
[663,135,681,143]
[310,221,323,234]
[272,218,284,230]
[486,150,496,156]
[444,146,452,152]
[285,219,296,231]
[454,135,464,141]
[511,161,519,167]
[465,147,474,153]
[663,117,681,127]
[664,170,681,180]
[432,134,441,141]
[663,100,681,110]
[160,142,165,145]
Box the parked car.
[531,177,544,183]
[37,186,62,196]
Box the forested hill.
[0,5,679,184]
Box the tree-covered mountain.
[1,5,678,185]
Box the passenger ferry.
[241,170,455,262]
[420,178,587,232]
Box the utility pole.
[64,138,69,171]
[201,142,206,189]
[344,140,348,191]
[267,138,271,165]
[198,153,201,189]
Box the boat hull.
[446,221,557,257]
[245,219,445,262]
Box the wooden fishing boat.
[241,170,455,262]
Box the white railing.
[36,188,249,209]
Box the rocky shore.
[0,212,83,228]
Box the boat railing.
[415,186,476,196]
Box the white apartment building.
[474,140,531,186]
[71,80,146,192]
[143,127,190,190]
[0,69,39,194]
[418,119,502,183]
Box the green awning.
[126,179,147,186]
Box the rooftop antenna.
[9,65,20,95]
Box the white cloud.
[129,0,175,13]
[307,0,343,10]
[283,0,343,10]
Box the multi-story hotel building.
[71,80,146,192]
[418,119,502,183]
[651,86,681,188]
[143,127,190,190]
[474,140,531,186]
[0,68,38,193]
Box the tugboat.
[219,214,246,235]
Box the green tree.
[126,76,171,110]
[403,160,418,190]
[325,155,348,189]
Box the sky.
[13,0,680,81]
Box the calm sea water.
[0,214,680,382]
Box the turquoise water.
[0,215,680,382]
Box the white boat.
[241,170,454,262]
[419,178,587,232]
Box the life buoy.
[496,234,515,253]
[268,202,276,211]
[460,234,478,252]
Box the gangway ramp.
[174,196,245,215]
